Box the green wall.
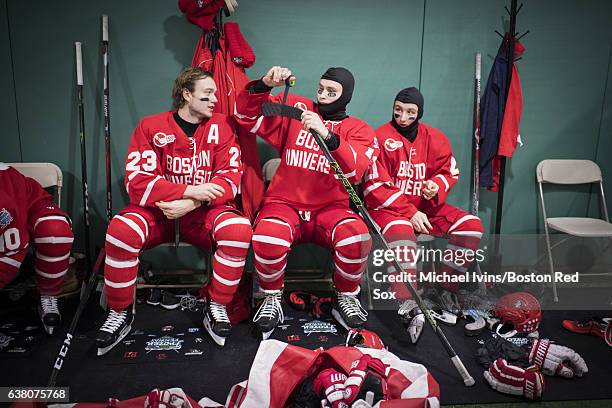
[3,0,612,258]
[1,2,21,162]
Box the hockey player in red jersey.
[363,88,484,342]
[95,67,252,353]
[235,66,376,335]
[0,163,74,335]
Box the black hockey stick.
[48,248,105,386]
[471,52,481,216]
[261,101,476,386]
[102,15,113,223]
[75,42,93,277]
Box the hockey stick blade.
[261,102,303,121]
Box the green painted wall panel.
[4,0,612,267]
[0,2,21,162]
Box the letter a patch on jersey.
[207,124,219,144]
[0,208,13,229]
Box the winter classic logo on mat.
[153,132,176,147]
[302,320,338,336]
[145,336,183,353]
[606,322,612,347]
[384,139,403,152]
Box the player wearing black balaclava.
[317,67,355,121]
[391,87,424,142]
[235,66,377,337]
[362,86,484,344]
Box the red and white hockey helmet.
[346,329,386,350]
[493,292,542,336]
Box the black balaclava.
[317,67,355,121]
[391,87,424,142]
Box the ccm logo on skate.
[153,132,176,147]
[384,139,403,152]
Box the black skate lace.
[209,300,230,323]
[101,310,127,333]
[338,292,368,319]
[253,292,284,323]
[40,296,59,314]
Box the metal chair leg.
[544,232,558,302]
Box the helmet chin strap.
[199,97,210,101]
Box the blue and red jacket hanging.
[479,36,525,191]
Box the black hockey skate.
[39,295,61,335]
[397,298,424,344]
[253,290,284,339]
[332,290,368,330]
[203,298,231,346]
[95,308,133,356]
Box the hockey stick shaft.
[471,52,481,216]
[311,129,474,386]
[102,15,112,223]
[261,102,474,386]
[47,248,105,386]
[75,42,93,276]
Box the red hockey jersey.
[235,81,376,211]
[225,340,441,407]
[0,163,56,256]
[364,122,459,216]
[124,111,242,208]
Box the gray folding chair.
[8,162,63,206]
[536,159,612,302]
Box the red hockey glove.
[312,368,348,408]
[483,358,544,400]
[343,355,388,404]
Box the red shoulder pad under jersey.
[234,81,318,152]
[0,164,53,211]
[420,124,459,205]
[0,163,56,255]
[124,112,189,207]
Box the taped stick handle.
[102,15,109,42]
[75,42,83,85]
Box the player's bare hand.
[422,180,439,200]
[183,183,225,202]
[262,66,293,88]
[301,110,329,139]
[156,198,200,219]
[410,211,432,234]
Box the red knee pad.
[212,211,252,258]
[32,215,73,255]
[332,218,372,261]
[252,218,293,262]
[105,213,149,259]
[449,216,483,251]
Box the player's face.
[393,101,419,127]
[186,77,218,118]
[317,79,343,105]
